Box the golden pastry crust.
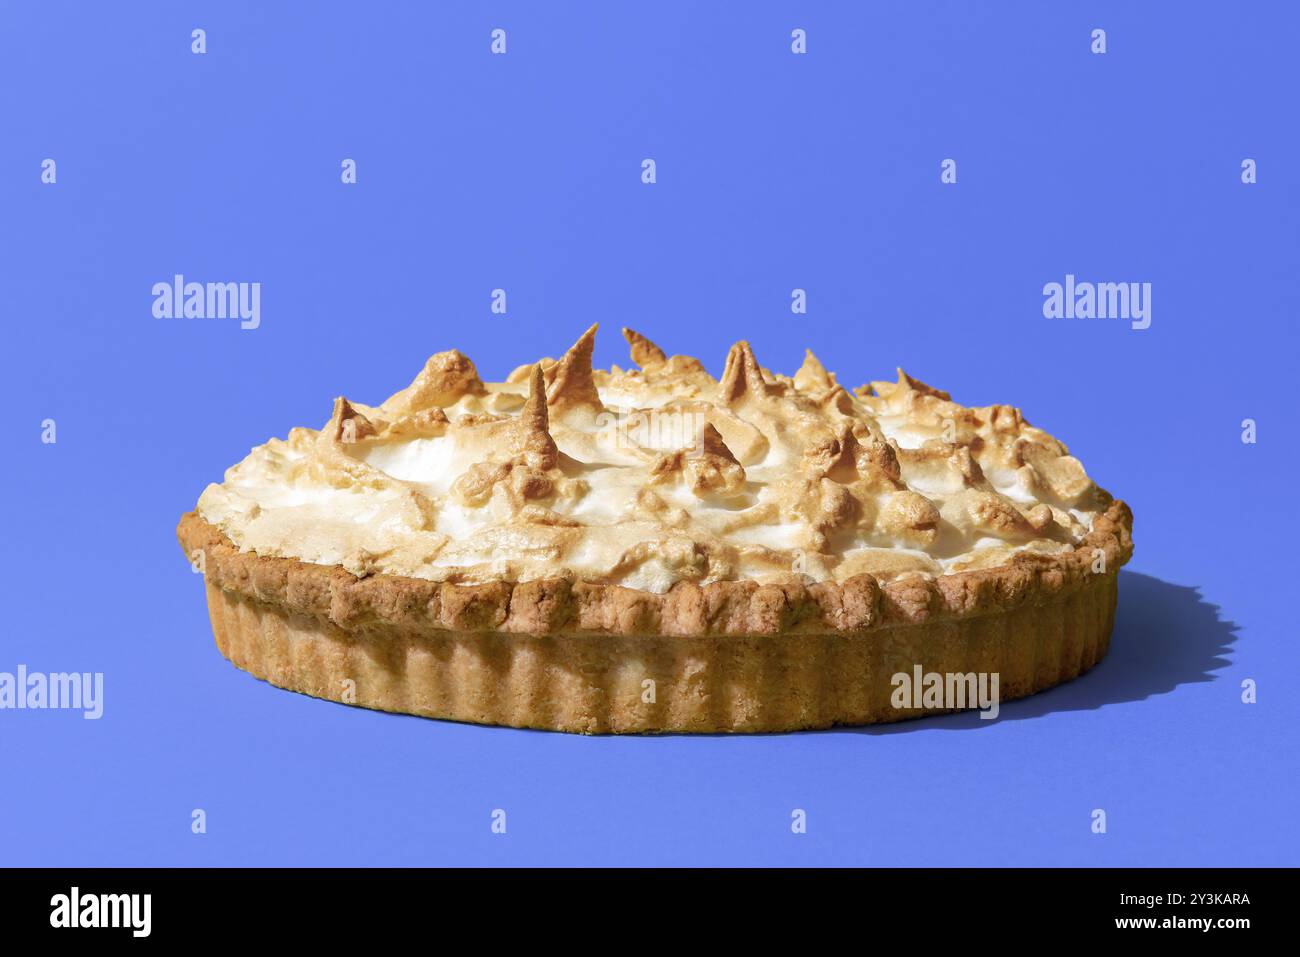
[183,523,1124,732]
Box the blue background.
[2,1,1296,866]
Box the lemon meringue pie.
[177,326,1132,732]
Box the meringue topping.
[196,326,1113,592]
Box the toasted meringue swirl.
[196,326,1113,593]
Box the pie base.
[197,571,1118,733]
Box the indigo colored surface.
[1,1,1295,865]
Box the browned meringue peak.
[796,421,895,490]
[648,422,747,497]
[792,351,857,416]
[195,327,1112,591]
[315,398,384,483]
[301,397,440,537]
[327,396,377,444]
[700,420,740,465]
[793,349,834,392]
[611,327,711,389]
[881,367,952,401]
[1011,439,1096,507]
[515,364,560,470]
[776,475,857,537]
[545,323,605,416]
[622,326,667,370]
[718,340,776,404]
[449,364,575,509]
[382,349,487,414]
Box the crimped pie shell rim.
[176,499,1132,639]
